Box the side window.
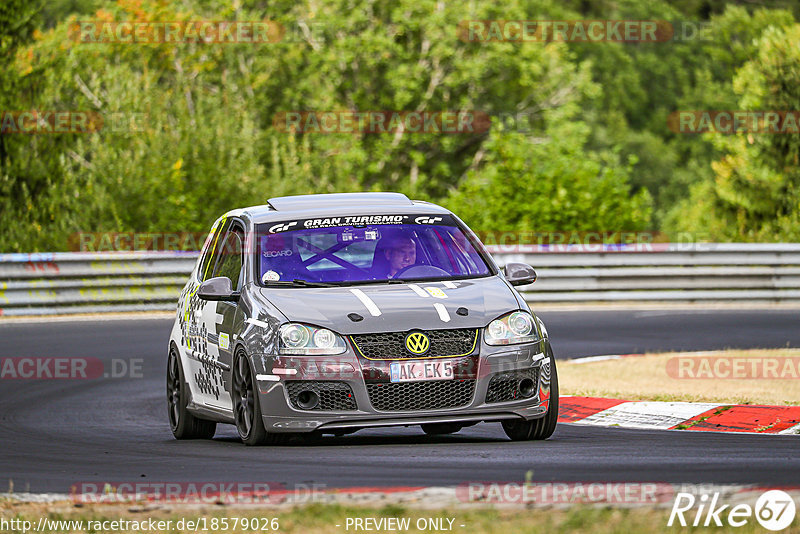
[198,220,228,282]
[211,225,244,290]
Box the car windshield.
[255,215,491,286]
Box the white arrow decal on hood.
[350,288,382,317]
[434,302,451,322]
[408,284,429,298]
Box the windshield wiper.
[344,278,405,286]
[263,279,340,288]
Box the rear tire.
[233,350,287,446]
[421,423,463,435]
[167,347,216,440]
[502,350,559,441]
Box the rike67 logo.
[668,490,796,531]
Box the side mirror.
[503,262,537,286]
[198,276,240,301]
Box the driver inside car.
[384,235,418,278]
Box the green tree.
[2,0,657,250]
[0,0,47,250]
[666,23,800,240]
[447,105,652,233]
[6,0,798,251]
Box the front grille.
[485,368,540,404]
[285,381,358,411]
[366,380,475,411]
[351,329,478,359]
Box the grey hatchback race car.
[167,192,558,445]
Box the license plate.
[390,360,454,383]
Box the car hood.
[257,276,520,334]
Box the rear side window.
[198,219,228,282]
[211,226,245,290]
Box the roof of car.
[269,192,413,210]
[231,192,452,224]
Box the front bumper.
[254,340,554,433]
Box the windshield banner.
[265,214,456,233]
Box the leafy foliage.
[0,0,797,250]
[666,23,800,240]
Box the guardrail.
[504,243,800,303]
[1,244,799,315]
[0,252,196,316]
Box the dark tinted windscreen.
[256,217,490,285]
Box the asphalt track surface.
[1,309,799,493]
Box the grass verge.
[559,348,800,405]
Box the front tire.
[167,347,216,439]
[502,351,559,441]
[233,350,286,446]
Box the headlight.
[313,328,336,349]
[484,311,540,345]
[279,323,347,355]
